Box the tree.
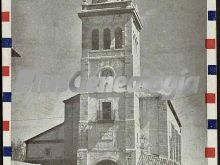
[12,139,26,161]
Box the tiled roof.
[138,154,181,165]
[12,49,21,57]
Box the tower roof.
[79,0,143,31]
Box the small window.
[100,68,114,77]
[45,148,51,156]
[102,102,112,120]
[170,124,175,161]
[103,28,111,49]
[115,27,123,49]
[178,134,181,162]
[169,136,173,160]
[92,29,99,50]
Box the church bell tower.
[77,0,143,164]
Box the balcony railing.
[97,110,115,123]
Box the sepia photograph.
[7,0,213,164]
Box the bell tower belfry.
[77,0,143,164]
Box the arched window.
[100,68,114,77]
[92,29,99,50]
[115,27,123,49]
[103,28,111,49]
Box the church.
[25,0,182,164]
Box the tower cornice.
[78,1,143,31]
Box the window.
[178,134,181,163]
[100,68,114,77]
[170,124,175,160]
[103,28,111,49]
[92,29,99,50]
[98,101,113,121]
[102,102,112,120]
[170,124,180,162]
[169,136,173,160]
[175,130,178,162]
[133,33,138,53]
[45,148,51,156]
[99,68,114,92]
[115,27,123,49]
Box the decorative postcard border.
[2,0,12,164]
[206,0,217,164]
[1,0,217,164]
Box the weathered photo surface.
[12,0,206,165]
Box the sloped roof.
[12,48,21,57]
[25,94,80,143]
[167,100,182,127]
[140,95,182,128]
[63,94,80,104]
[138,154,180,165]
[24,123,64,143]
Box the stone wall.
[76,92,141,164]
[139,97,160,155]
[139,97,181,163]
[27,143,64,161]
[158,100,168,158]
[166,102,181,163]
[63,95,80,164]
[25,124,65,164]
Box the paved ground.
[12,161,41,165]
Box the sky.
[12,0,207,164]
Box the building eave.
[24,123,64,143]
[63,94,80,104]
[167,100,182,128]
[12,48,21,57]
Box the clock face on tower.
[101,68,114,77]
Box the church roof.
[24,95,80,143]
[167,100,182,128]
[63,94,80,104]
[24,123,64,143]
[140,95,182,128]
[12,48,21,57]
[138,153,181,165]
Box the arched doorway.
[95,160,118,165]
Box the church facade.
[25,0,182,165]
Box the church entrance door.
[95,160,118,165]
